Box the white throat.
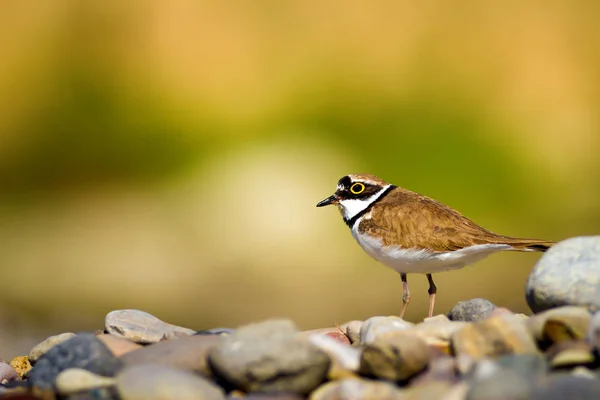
[338,184,391,223]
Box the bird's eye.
[350,182,365,194]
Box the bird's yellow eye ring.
[350,182,365,194]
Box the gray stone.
[29,332,77,364]
[531,374,600,399]
[55,368,115,396]
[496,354,548,377]
[467,368,535,400]
[121,335,220,378]
[359,316,413,344]
[448,299,497,322]
[526,236,600,313]
[105,309,195,344]
[452,313,539,359]
[208,319,330,395]
[117,364,225,400]
[28,334,123,390]
[308,378,403,400]
[359,333,430,382]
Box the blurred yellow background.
[0,1,598,358]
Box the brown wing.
[358,187,555,252]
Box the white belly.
[351,225,511,274]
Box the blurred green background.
[1,2,598,358]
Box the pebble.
[105,309,196,344]
[409,356,458,387]
[208,319,330,395]
[526,236,600,313]
[451,313,539,359]
[546,340,594,369]
[9,356,31,379]
[359,316,413,344]
[96,334,143,357]
[339,320,362,344]
[29,333,77,364]
[308,378,403,400]
[307,334,360,379]
[359,333,429,382]
[244,394,305,400]
[195,328,235,336]
[299,328,351,346]
[531,374,600,399]
[55,368,116,395]
[585,310,600,350]
[496,353,548,377]
[0,361,19,383]
[448,298,497,322]
[526,306,591,348]
[116,364,225,400]
[121,334,220,378]
[27,333,123,390]
[467,368,535,400]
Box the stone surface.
[105,309,196,344]
[299,328,350,346]
[526,306,591,348]
[29,333,77,364]
[195,328,235,336]
[244,395,305,400]
[451,313,539,359]
[359,333,429,382]
[208,319,330,394]
[55,368,115,395]
[409,356,458,387]
[121,334,220,378]
[28,333,123,390]
[496,353,548,377]
[339,321,362,344]
[526,236,600,313]
[359,316,413,344]
[9,357,31,379]
[448,299,497,322]
[0,362,19,383]
[467,368,535,400]
[308,378,403,400]
[117,364,225,400]
[307,334,360,379]
[96,334,142,357]
[585,310,600,350]
[531,374,600,399]
[546,340,594,369]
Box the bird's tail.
[503,238,556,252]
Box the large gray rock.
[526,236,600,313]
[208,319,330,395]
[105,309,195,344]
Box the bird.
[316,173,555,318]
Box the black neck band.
[344,185,396,228]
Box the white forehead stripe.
[338,184,391,222]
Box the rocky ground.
[0,236,599,400]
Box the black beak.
[316,194,338,207]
